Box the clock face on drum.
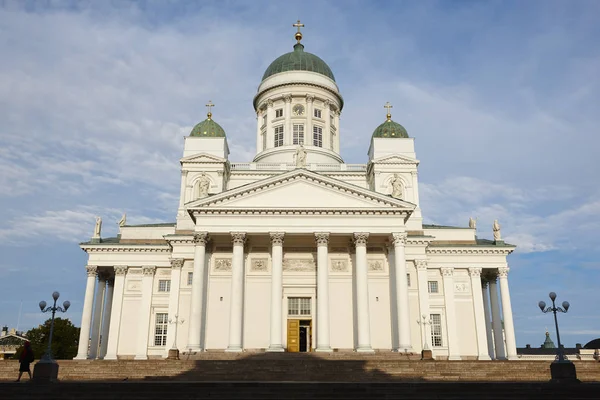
[293,104,305,116]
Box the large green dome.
[189,114,226,137]
[262,43,335,82]
[372,118,409,139]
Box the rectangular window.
[288,297,311,316]
[262,114,267,127]
[313,126,323,147]
[274,126,284,147]
[293,124,304,145]
[262,131,267,150]
[314,108,322,118]
[158,280,171,292]
[275,108,283,118]
[187,272,193,286]
[428,281,439,293]
[430,313,443,347]
[407,273,411,287]
[154,313,168,346]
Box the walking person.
[16,341,34,382]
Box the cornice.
[254,82,344,111]
[191,208,409,216]
[426,247,515,255]
[81,245,171,253]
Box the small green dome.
[372,118,409,139]
[189,114,226,138]
[262,43,335,82]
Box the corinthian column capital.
[441,267,454,277]
[142,265,156,276]
[497,266,510,278]
[270,232,285,246]
[86,265,98,277]
[231,232,246,245]
[468,267,483,277]
[353,232,369,246]
[193,232,209,245]
[391,232,407,246]
[315,232,330,246]
[114,265,128,276]
[415,259,428,270]
[170,259,184,269]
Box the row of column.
[184,231,412,353]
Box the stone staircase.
[0,352,599,382]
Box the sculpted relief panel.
[251,259,269,273]
[213,258,232,273]
[283,258,316,272]
[368,260,385,272]
[330,259,348,273]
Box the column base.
[507,355,519,360]
[393,346,413,353]
[356,346,375,353]
[266,345,285,352]
[103,355,118,360]
[33,361,59,383]
[550,361,580,384]
[134,355,148,360]
[478,354,492,361]
[315,347,333,353]
[73,355,89,360]
[225,346,243,353]
[448,355,462,360]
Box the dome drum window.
[313,126,323,147]
[314,108,322,119]
[293,124,305,145]
[274,126,284,147]
[275,109,284,118]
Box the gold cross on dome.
[293,20,304,34]
[384,102,393,120]
[206,100,214,113]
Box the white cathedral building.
[75,25,518,361]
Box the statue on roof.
[93,216,102,238]
[295,145,307,168]
[390,174,403,199]
[493,219,501,241]
[118,213,127,228]
[469,217,477,229]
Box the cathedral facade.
[75,26,517,361]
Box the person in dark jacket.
[16,341,34,382]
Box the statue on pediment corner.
[493,219,502,241]
[93,216,102,238]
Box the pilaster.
[441,267,460,360]
[226,232,246,352]
[134,265,156,360]
[268,233,285,352]
[354,232,374,352]
[315,232,332,352]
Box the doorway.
[287,319,312,352]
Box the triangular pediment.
[370,154,419,165]
[180,153,227,164]
[186,169,415,211]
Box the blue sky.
[0,0,599,348]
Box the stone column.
[165,259,184,356]
[333,110,340,153]
[104,266,127,360]
[306,95,314,145]
[315,232,332,352]
[416,259,431,350]
[481,281,495,359]
[441,267,460,360]
[324,100,331,147]
[392,232,412,352]
[268,233,285,352]
[284,94,292,145]
[98,278,114,359]
[226,232,246,352]
[468,268,491,360]
[255,109,262,151]
[75,266,98,359]
[354,232,374,352]
[498,266,518,360]
[266,99,274,148]
[187,233,208,352]
[489,278,506,359]
[89,276,107,359]
[134,265,156,360]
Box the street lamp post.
[167,314,185,360]
[417,314,433,360]
[33,291,70,382]
[538,291,579,383]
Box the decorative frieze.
[214,259,232,272]
[283,258,316,272]
[427,248,514,255]
[455,282,470,293]
[368,260,384,272]
[251,259,269,272]
[330,260,348,273]
[127,269,142,275]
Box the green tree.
[23,318,80,360]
